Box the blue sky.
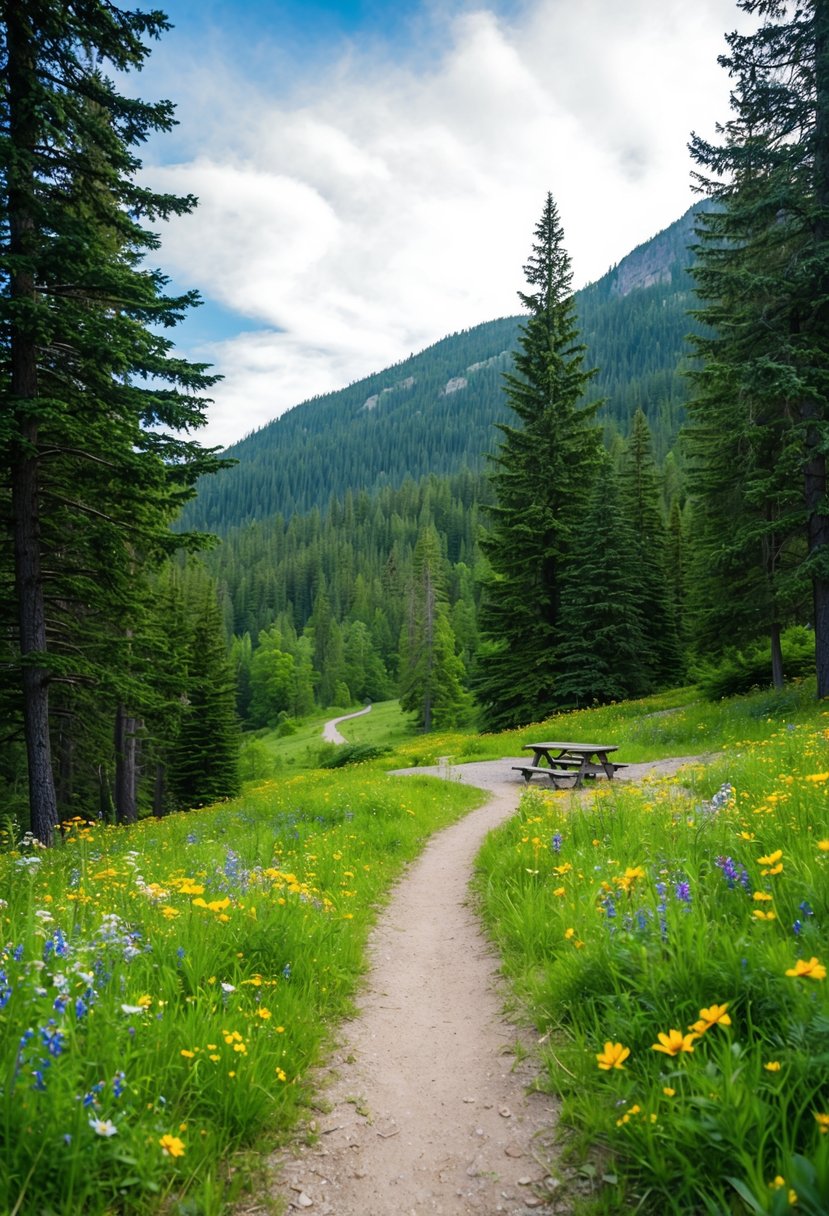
[131,0,747,448]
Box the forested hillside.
[186,203,706,534]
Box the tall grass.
[475,708,829,1213]
[0,769,482,1215]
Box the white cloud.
[145,0,743,448]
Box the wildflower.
[815,1113,829,1135]
[137,994,152,1008]
[120,1003,146,1015]
[652,1029,698,1056]
[180,1049,195,1059]
[596,1041,630,1071]
[674,880,692,904]
[716,856,751,891]
[818,841,829,852]
[275,1067,287,1081]
[764,1061,781,1072]
[159,1133,185,1157]
[690,1003,731,1034]
[753,909,776,920]
[662,1087,676,1097]
[753,892,773,902]
[89,1118,118,1137]
[757,849,783,866]
[785,957,827,980]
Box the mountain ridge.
[184,202,706,535]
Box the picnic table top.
[523,741,619,754]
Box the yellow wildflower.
[596,1041,630,1071]
[764,1061,781,1072]
[786,957,827,980]
[689,1003,731,1034]
[815,1113,829,1135]
[757,849,783,866]
[159,1134,185,1158]
[652,1029,698,1056]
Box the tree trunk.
[153,762,166,818]
[769,621,784,691]
[7,7,58,845]
[812,3,829,698]
[114,705,138,824]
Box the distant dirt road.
[322,704,373,744]
[254,754,712,1216]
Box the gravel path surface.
[253,753,712,1216]
[322,705,373,744]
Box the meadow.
[2,680,828,1214]
[475,687,829,1213]
[0,768,482,1215]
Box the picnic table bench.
[512,741,628,789]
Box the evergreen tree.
[168,584,240,810]
[688,0,829,692]
[555,462,648,706]
[475,193,602,729]
[619,409,683,684]
[399,526,468,730]
[1,2,223,842]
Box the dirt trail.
[254,754,709,1216]
[322,705,373,744]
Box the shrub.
[694,627,815,700]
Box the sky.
[133,0,747,449]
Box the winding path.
[253,755,708,1216]
[322,704,373,744]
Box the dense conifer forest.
[3,0,828,834]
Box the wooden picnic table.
[512,741,626,788]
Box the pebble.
[499,1106,512,1118]
[504,1144,524,1158]
[296,1194,314,1209]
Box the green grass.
[0,768,482,1215]
[474,689,829,1214]
[4,679,828,1214]
[334,700,415,750]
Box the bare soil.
[247,754,710,1216]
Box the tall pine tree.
[475,193,602,729]
[1,3,224,840]
[688,0,829,693]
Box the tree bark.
[7,5,59,844]
[769,621,784,691]
[114,705,138,824]
[808,1,829,698]
[153,761,166,818]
